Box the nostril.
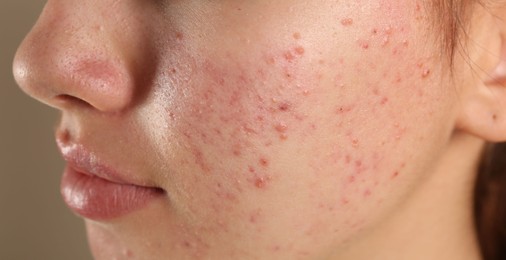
[55,94,93,109]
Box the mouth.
[57,139,165,221]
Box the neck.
[334,133,484,260]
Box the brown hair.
[433,1,506,259]
[476,144,506,260]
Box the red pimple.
[340,18,354,26]
[358,40,370,49]
[175,32,184,40]
[278,102,291,112]
[392,171,400,179]
[364,189,372,197]
[255,177,267,188]
[295,46,305,55]
[259,158,269,167]
[421,68,431,78]
[275,122,288,133]
[284,51,295,61]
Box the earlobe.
[457,84,506,142]
[456,26,506,142]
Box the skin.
[13,0,506,259]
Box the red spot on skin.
[421,68,431,78]
[182,240,192,249]
[192,148,211,173]
[278,102,291,112]
[355,160,362,168]
[255,177,268,188]
[249,166,256,173]
[348,175,356,183]
[359,41,370,49]
[275,122,288,133]
[345,155,352,164]
[364,189,372,197]
[380,97,389,105]
[265,56,276,65]
[249,209,262,224]
[392,171,400,179]
[336,106,354,114]
[284,51,295,62]
[341,197,350,205]
[175,32,184,40]
[295,46,305,55]
[293,32,301,40]
[259,158,269,167]
[340,18,354,26]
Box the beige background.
[1,1,92,259]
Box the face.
[14,1,462,259]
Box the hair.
[433,1,506,259]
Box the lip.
[57,139,165,221]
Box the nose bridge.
[13,0,135,113]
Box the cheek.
[146,2,450,254]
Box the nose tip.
[12,2,135,114]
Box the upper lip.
[56,132,152,187]
[57,140,130,185]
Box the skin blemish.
[175,32,184,41]
[358,41,370,50]
[293,32,301,40]
[254,177,268,189]
[364,189,372,197]
[340,18,354,26]
[249,209,262,224]
[259,158,269,167]
[283,51,295,62]
[278,102,291,112]
[335,105,354,114]
[421,68,431,78]
[274,122,288,140]
[295,46,305,55]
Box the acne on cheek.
[171,35,317,191]
[168,2,433,236]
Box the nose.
[13,1,137,113]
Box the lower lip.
[60,166,165,221]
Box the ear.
[456,5,506,142]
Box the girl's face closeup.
[13,0,504,259]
